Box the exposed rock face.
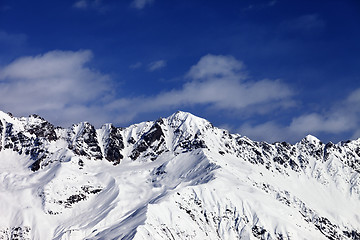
[0,110,359,240]
[130,121,166,161]
[68,122,103,161]
[26,114,58,141]
[103,125,124,165]
[0,120,3,151]
[0,114,55,171]
[0,226,31,240]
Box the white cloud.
[0,50,112,126]
[106,54,293,121]
[289,113,355,134]
[3,50,351,144]
[187,54,244,80]
[239,113,356,144]
[239,121,290,143]
[148,60,166,71]
[131,0,154,10]
[347,88,360,104]
[0,52,295,136]
[239,88,360,143]
[288,89,360,138]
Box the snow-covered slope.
[0,110,359,239]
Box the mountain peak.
[0,110,15,122]
[303,134,322,144]
[169,110,198,121]
[167,110,211,128]
[0,109,360,239]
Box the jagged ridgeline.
[0,110,359,240]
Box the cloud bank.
[0,50,112,126]
[239,88,360,143]
[0,52,292,127]
[105,54,294,123]
[1,50,358,143]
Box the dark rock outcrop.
[69,122,103,161]
[103,125,124,165]
[130,122,166,161]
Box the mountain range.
[0,110,359,240]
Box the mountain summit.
[0,110,359,239]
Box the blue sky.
[0,0,359,143]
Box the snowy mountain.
[0,110,359,240]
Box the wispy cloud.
[293,14,326,30]
[129,62,142,69]
[148,60,167,71]
[243,0,277,11]
[130,60,166,71]
[106,54,294,123]
[131,0,154,10]
[73,0,107,12]
[280,14,326,36]
[73,0,88,9]
[239,121,288,143]
[239,88,360,143]
[0,30,27,46]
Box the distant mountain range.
[0,110,359,239]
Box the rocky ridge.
[0,110,359,239]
